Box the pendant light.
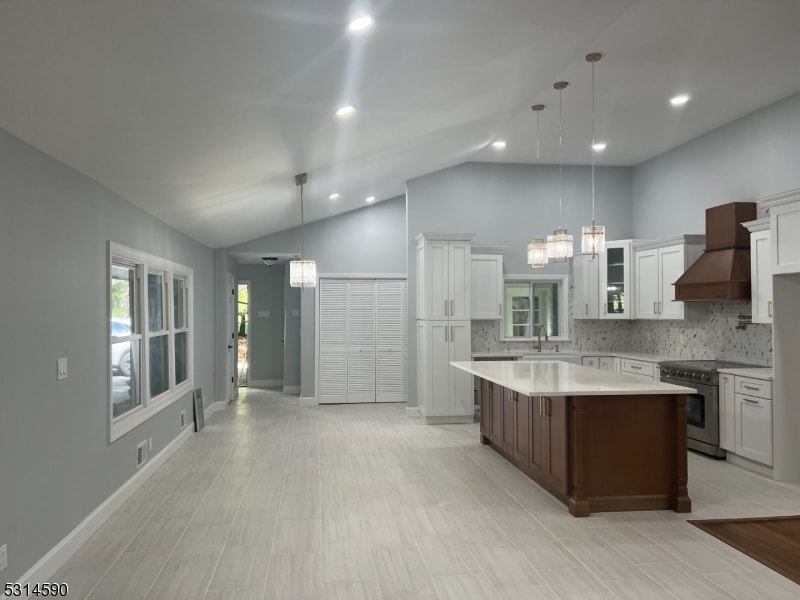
[547,81,573,263]
[289,172,317,288]
[527,104,548,268]
[581,52,606,256]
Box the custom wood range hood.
[674,202,757,301]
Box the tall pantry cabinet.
[416,233,474,423]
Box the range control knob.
[701,374,711,383]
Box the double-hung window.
[109,243,193,441]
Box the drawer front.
[735,377,772,399]
[621,358,655,378]
[582,356,599,369]
[598,357,615,372]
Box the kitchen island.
[452,360,696,517]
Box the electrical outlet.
[0,543,8,572]
[148,437,152,451]
[180,410,186,429]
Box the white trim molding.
[19,426,194,588]
[203,400,226,420]
[282,385,300,394]
[299,396,316,407]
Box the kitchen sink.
[519,353,582,364]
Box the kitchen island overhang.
[453,360,697,517]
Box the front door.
[226,272,236,404]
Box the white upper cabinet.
[598,240,638,319]
[415,233,473,320]
[573,254,600,319]
[743,218,772,324]
[768,193,800,274]
[470,254,503,319]
[633,236,705,320]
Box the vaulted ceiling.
[3,0,800,247]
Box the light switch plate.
[57,357,68,380]
[0,543,7,572]
[258,310,270,318]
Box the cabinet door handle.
[444,299,448,316]
[451,299,455,316]
[499,303,502,315]
[654,301,657,314]
[768,300,773,317]
[742,385,760,392]
[630,365,642,370]
[538,397,542,415]
[603,304,606,315]
[451,325,455,341]
[444,326,448,342]
[546,397,550,417]
[585,303,588,316]
[742,397,760,405]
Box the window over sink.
[503,275,568,341]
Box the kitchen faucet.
[534,324,548,352]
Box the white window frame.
[109,242,193,442]
[501,274,570,342]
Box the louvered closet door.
[376,280,405,403]
[347,280,377,403]
[318,279,347,404]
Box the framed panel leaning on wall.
[108,242,193,442]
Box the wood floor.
[53,388,800,599]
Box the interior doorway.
[237,281,250,387]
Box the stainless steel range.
[659,360,754,458]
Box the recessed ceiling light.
[328,193,340,200]
[592,142,607,152]
[491,140,506,150]
[336,105,356,118]
[365,196,376,203]
[348,14,374,32]
[670,94,690,107]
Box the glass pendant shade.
[289,259,317,288]
[289,171,316,288]
[527,238,548,268]
[547,228,574,263]
[581,221,606,256]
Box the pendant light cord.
[300,181,305,260]
[591,58,596,224]
[536,110,541,216]
[558,87,563,223]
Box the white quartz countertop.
[716,367,773,380]
[451,360,697,397]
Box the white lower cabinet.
[581,356,599,369]
[620,358,656,380]
[418,320,472,420]
[719,373,735,452]
[720,373,773,466]
[735,394,773,466]
[598,356,615,372]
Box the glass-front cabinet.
[598,240,635,319]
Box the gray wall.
[283,267,301,390]
[632,90,800,238]
[0,127,216,581]
[228,196,407,397]
[406,161,634,406]
[238,264,285,383]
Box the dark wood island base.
[478,379,691,517]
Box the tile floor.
[54,388,800,599]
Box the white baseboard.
[299,396,316,406]
[406,406,422,418]
[19,425,194,587]
[423,414,473,425]
[282,385,300,394]
[204,400,226,420]
[249,379,283,388]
